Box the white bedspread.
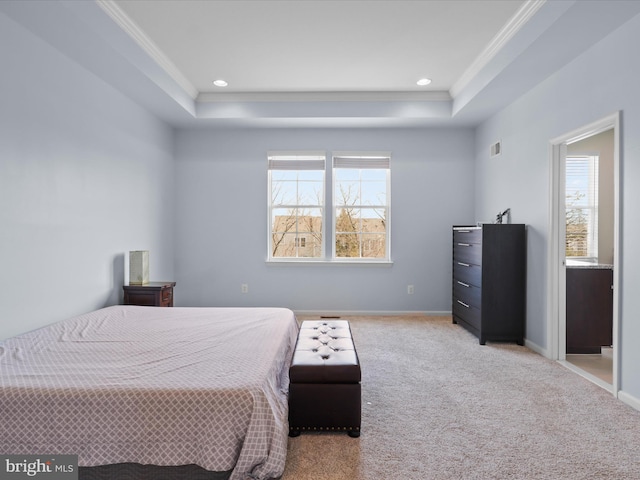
[0,306,299,480]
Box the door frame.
[547,111,620,395]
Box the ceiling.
[110,0,525,98]
[3,0,639,127]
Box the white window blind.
[333,155,390,169]
[566,155,599,259]
[268,152,326,171]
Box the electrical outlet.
[407,285,414,295]
[241,284,249,294]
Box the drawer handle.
[457,230,471,233]
[457,261,470,267]
[457,281,470,288]
[457,300,470,308]
[457,243,471,247]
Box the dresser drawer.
[454,241,482,266]
[453,228,481,245]
[124,291,157,306]
[453,297,481,330]
[453,261,482,287]
[123,282,176,307]
[453,279,481,309]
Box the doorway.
[548,112,620,395]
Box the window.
[566,155,599,259]
[268,153,325,259]
[333,154,390,260]
[268,151,391,262]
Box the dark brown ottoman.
[288,320,361,438]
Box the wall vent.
[490,141,502,157]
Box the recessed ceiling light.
[213,79,228,87]
[416,78,432,86]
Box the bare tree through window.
[269,154,324,258]
[334,156,389,259]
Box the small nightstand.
[123,282,176,307]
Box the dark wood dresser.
[452,224,526,345]
[123,281,176,307]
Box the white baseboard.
[558,360,615,395]
[618,390,640,412]
[524,338,549,358]
[293,310,451,317]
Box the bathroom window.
[566,155,599,259]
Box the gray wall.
[174,127,475,313]
[474,13,640,399]
[0,12,175,340]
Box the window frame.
[565,154,599,261]
[267,152,326,261]
[332,152,391,262]
[267,151,392,265]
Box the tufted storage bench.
[288,320,361,438]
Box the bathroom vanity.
[566,262,613,354]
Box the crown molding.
[95,0,538,109]
[450,0,546,99]
[95,0,199,99]
[197,90,452,103]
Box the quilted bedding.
[0,305,299,480]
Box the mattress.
[0,305,299,480]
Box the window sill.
[266,259,393,267]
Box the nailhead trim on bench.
[290,426,360,433]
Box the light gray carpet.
[282,315,640,479]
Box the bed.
[0,305,299,480]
